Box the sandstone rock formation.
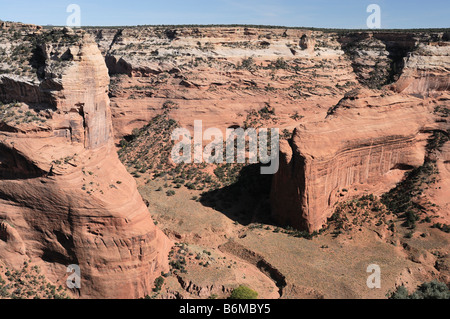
[0,21,42,31]
[271,89,446,231]
[268,31,449,232]
[392,42,450,94]
[299,34,315,51]
[79,27,447,144]
[0,27,171,298]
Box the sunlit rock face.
[0,26,171,298]
[270,88,446,232]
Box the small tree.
[229,285,258,299]
[153,276,164,293]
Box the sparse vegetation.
[0,262,70,299]
[432,223,450,233]
[329,194,391,237]
[237,57,256,71]
[166,190,176,197]
[381,130,449,228]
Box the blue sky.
[0,0,449,28]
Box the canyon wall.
[271,89,443,231]
[269,32,449,232]
[0,26,171,298]
[81,27,449,142]
[393,42,450,94]
[86,27,359,142]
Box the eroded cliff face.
[268,31,449,232]
[79,27,449,145]
[0,26,171,298]
[271,89,446,231]
[393,42,450,94]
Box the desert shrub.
[153,276,164,292]
[423,216,431,223]
[166,190,176,196]
[162,100,178,110]
[388,281,450,299]
[169,257,186,270]
[290,111,303,121]
[405,231,414,239]
[229,285,258,299]
[388,286,410,299]
[271,57,289,70]
[404,211,419,228]
[186,183,196,190]
[432,223,450,233]
[238,57,255,71]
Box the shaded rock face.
[339,31,449,90]
[392,43,450,95]
[339,32,418,88]
[0,29,171,298]
[271,89,443,232]
[299,34,315,51]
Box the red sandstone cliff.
[271,88,448,232]
[0,28,171,298]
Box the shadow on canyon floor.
[198,163,278,227]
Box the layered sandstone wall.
[0,26,171,298]
[393,42,450,94]
[271,89,442,232]
[86,27,357,142]
[80,27,449,145]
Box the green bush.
[153,276,164,292]
[388,281,450,299]
[166,190,176,196]
[238,57,255,71]
[432,223,450,233]
[229,285,258,299]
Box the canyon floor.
[132,172,449,299]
